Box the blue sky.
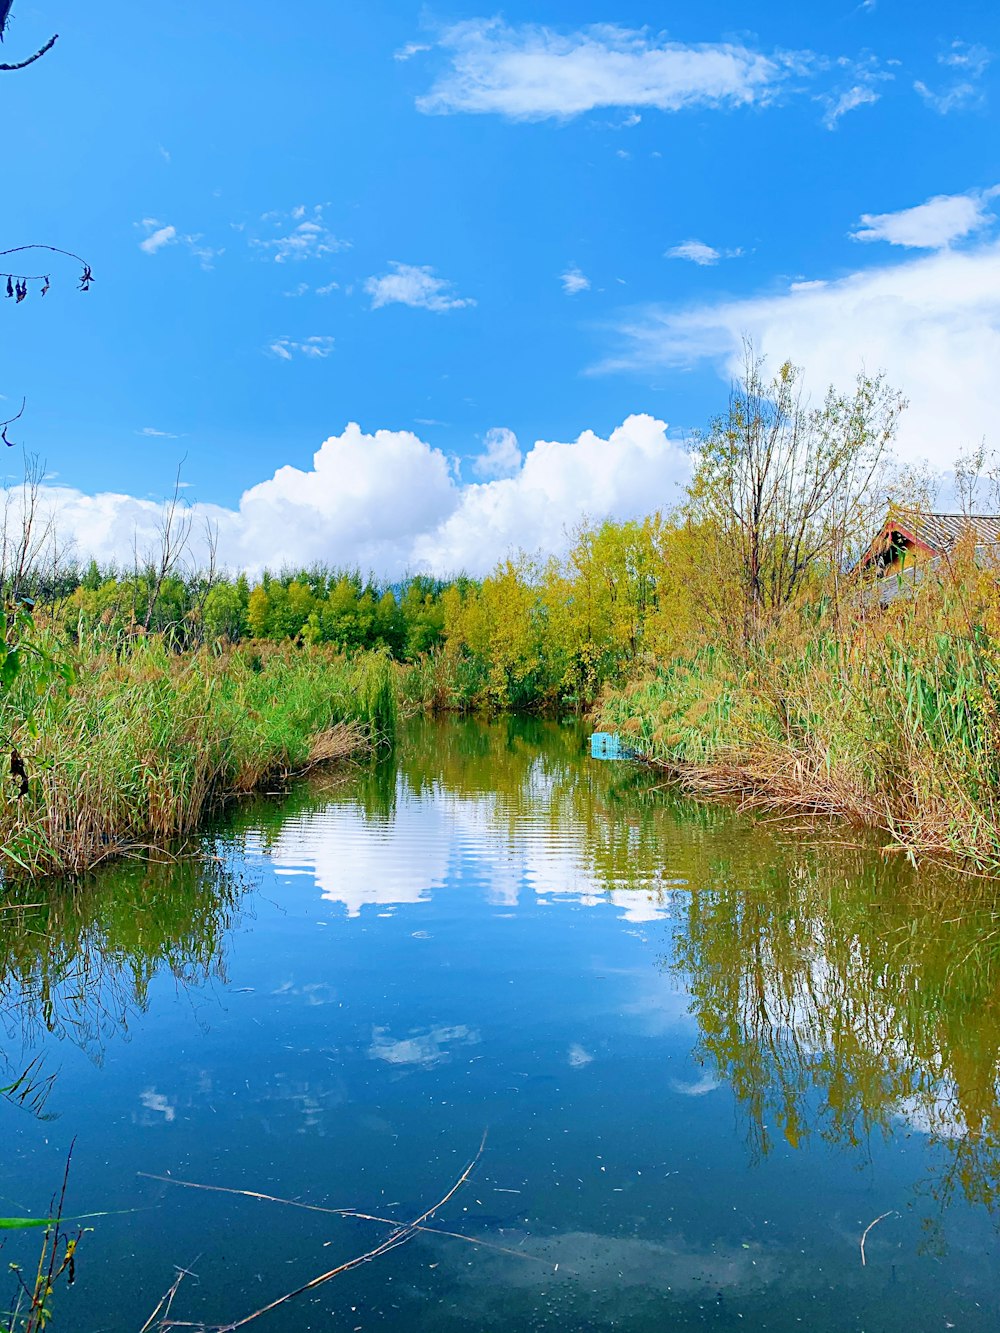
[3,0,1000,573]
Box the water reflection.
[0,716,999,1330]
[673,848,1000,1218]
[230,716,1000,1221]
[0,854,248,1113]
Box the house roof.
[869,544,999,607]
[860,510,1000,571]
[891,511,1000,551]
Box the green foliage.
[0,642,395,877]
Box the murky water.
[1,717,999,1331]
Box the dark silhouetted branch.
[0,31,57,70]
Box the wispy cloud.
[365,262,474,312]
[136,426,181,439]
[818,54,891,128]
[602,237,1000,469]
[915,40,992,113]
[267,335,335,361]
[138,221,176,255]
[253,204,350,263]
[665,239,742,266]
[394,41,431,62]
[135,218,223,269]
[821,83,880,128]
[561,266,590,295]
[416,20,810,120]
[851,185,999,248]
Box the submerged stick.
[859,1209,898,1266]
[161,1130,488,1332]
[141,1172,552,1269]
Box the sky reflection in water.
[0,716,998,1331]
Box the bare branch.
[0,31,57,70]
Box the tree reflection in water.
[0,853,249,1117]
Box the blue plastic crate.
[590,732,633,760]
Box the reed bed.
[599,556,1000,871]
[0,641,397,878]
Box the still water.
[1,717,999,1331]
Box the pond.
[1,716,999,1331]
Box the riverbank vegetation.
[5,347,1000,872]
[0,639,394,877]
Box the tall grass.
[0,641,395,877]
[599,551,1000,870]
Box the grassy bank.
[0,641,396,877]
[599,557,1000,869]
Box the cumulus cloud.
[411,414,691,571]
[561,266,590,294]
[267,335,335,360]
[417,19,809,120]
[471,427,521,479]
[604,238,1000,468]
[365,262,474,312]
[16,418,692,577]
[252,204,349,263]
[851,187,999,249]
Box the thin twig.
[162,1131,488,1332]
[859,1209,897,1266]
[140,1267,193,1333]
[140,1169,552,1269]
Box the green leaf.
[0,1209,132,1230]
[0,648,20,687]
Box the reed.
[0,640,393,877]
[599,549,1000,870]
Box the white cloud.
[604,238,1000,468]
[851,187,999,249]
[395,41,431,61]
[252,205,349,263]
[417,20,809,120]
[137,427,180,439]
[135,218,222,269]
[915,80,980,114]
[561,266,590,294]
[267,336,335,360]
[821,83,880,128]
[365,262,474,312]
[666,239,721,266]
[18,417,691,577]
[412,414,691,572]
[818,53,890,129]
[939,40,991,77]
[138,222,177,255]
[472,427,521,479]
[915,41,992,113]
